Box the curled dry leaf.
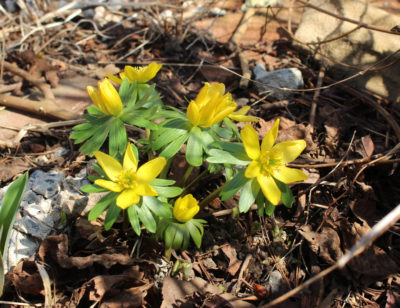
[221,244,242,276]
[38,234,133,269]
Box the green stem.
[179,165,194,187]
[160,157,173,179]
[145,128,155,160]
[182,168,208,195]
[199,182,228,209]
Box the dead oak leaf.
[39,234,133,269]
[298,225,343,265]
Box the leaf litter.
[0,0,399,307]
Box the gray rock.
[30,170,65,198]
[294,0,400,104]
[14,216,54,240]
[253,64,303,100]
[7,230,40,269]
[265,270,284,294]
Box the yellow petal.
[94,151,123,181]
[134,183,158,196]
[229,114,258,122]
[141,62,162,83]
[94,179,124,192]
[241,124,260,160]
[272,166,308,184]
[105,73,123,85]
[261,119,280,153]
[123,143,138,172]
[173,194,199,222]
[116,189,140,209]
[136,157,166,183]
[245,160,261,178]
[272,140,306,163]
[87,86,108,114]
[187,101,200,126]
[257,174,281,205]
[195,83,211,106]
[205,105,236,127]
[98,79,123,116]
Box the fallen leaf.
[298,225,343,265]
[38,234,133,269]
[221,245,242,276]
[8,260,44,295]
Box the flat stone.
[253,64,303,100]
[294,0,400,104]
[30,170,65,198]
[13,216,53,240]
[7,230,40,270]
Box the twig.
[309,66,325,126]
[260,203,400,307]
[235,254,252,294]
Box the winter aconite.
[241,119,307,205]
[94,143,166,209]
[107,62,162,84]
[173,194,200,223]
[87,78,123,116]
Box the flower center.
[118,169,138,189]
[259,150,282,175]
[133,66,146,73]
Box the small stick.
[309,66,325,126]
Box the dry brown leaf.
[340,220,398,284]
[298,225,343,265]
[221,245,242,276]
[8,260,44,295]
[161,277,255,308]
[39,234,133,270]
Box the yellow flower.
[94,143,166,210]
[241,119,307,205]
[106,62,162,84]
[87,78,123,116]
[187,83,257,128]
[173,194,200,223]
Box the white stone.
[253,64,303,100]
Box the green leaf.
[109,118,127,157]
[119,77,131,104]
[79,118,112,155]
[152,128,187,151]
[151,109,186,120]
[0,173,28,258]
[172,225,184,250]
[181,226,190,250]
[213,126,233,139]
[206,149,250,165]
[223,117,240,139]
[256,190,265,216]
[70,124,103,144]
[104,203,121,230]
[137,204,157,233]
[153,186,183,198]
[88,193,117,221]
[186,221,202,248]
[220,170,248,201]
[265,198,276,216]
[160,133,188,159]
[163,118,190,130]
[156,218,170,239]
[213,142,249,161]
[275,180,294,208]
[186,126,203,166]
[165,224,177,249]
[87,106,104,115]
[80,184,107,193]
[238,178,259,213]
[127,205,141,235]
[150,178,176,186]
[200,130,215,150]
[142,196,171,218]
